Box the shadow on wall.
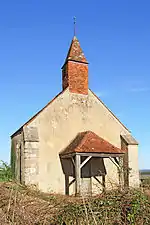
[60,157,107,195]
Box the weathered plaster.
[11,87,139,194]
[128,144,140,188]
[23,88,138,194]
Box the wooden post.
[102,175,106,192]
[65,175,69,195]
[75,154,81,196]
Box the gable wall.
[25,89,138,194]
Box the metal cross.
[73,16,76,36]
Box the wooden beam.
[60,153,75,159]
[114,157,119,165]
[60,152,124,159]
[80,156,92,169]
[93,176,103,186]
[75,154,81,196]
[77,153,124,158]
[65,175,69,195]
[102,175,106,192]
[71,157,75,167]
[69,178,76,187]
[109,157,120,169]
[109,156,124,190]
[93,176,106,192]
[65,177,76,195]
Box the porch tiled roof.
[60,131,125,156]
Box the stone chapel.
[11,35,139,195]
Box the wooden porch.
[59,131,129,196]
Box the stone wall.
[23,127,39,186]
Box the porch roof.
[59,131,125,156]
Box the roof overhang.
[59,131,125,158]
[121,134,138,145]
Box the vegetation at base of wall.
[0,160,12,181]
[0,182,150,225]
[141,178,150,189]
[54,189,150,225]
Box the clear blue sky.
[0,0,150,169]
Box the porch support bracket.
[80,156,92,169]
[71,157,75,167]
[69,178,76,187]
[109,157,120,169]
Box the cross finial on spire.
[73,16,76,36]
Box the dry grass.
[0,182,78,224]
[0,182,150,225]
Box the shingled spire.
[62,36,88,95]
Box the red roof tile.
[60,131,125,155]
[64,36,88,64]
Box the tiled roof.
[64,36,88,64]
[60,131,125,156]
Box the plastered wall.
[21,88,139,194]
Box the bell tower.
[62,36,88,95]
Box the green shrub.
[53,189,150,225]
[0,160,12,181]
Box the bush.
[0,160,12,181]
[53,189,150,225]
[141,178,150,188]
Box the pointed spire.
[65,36,88,64]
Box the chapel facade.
[11,36,139,195]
